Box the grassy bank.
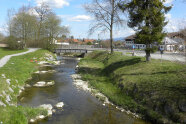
[0,49,55,123]
[0,48,28,59]
[78,51,186,124]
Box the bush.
[87,42,92,45]
[6,36,25,50]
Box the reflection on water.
[18,56,150,124]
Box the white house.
[124,32,185,51]
[53,39,69,45]
[160,37,177,51]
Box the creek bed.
[18,56,150,124]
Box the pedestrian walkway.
[0,48,39,68]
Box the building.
[124,35,146,49]
[0,43,8,48]
[160,37,177,51]
[124,32,185,51]
[55,38,96,45]
[161,32,185,51]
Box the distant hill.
[104,37,125,41]
[113,37,125,41]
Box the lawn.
[0,48,28,59]
[0,49,55,124]
[78,51,186,124]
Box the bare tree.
[7,8,15,36]
[34,2,52,41]
[5,2,69,49]
[180,28,186,41]
[180,28,186,57]
[84,0,125,53]
[0,33,5,42]
[44,12,61,49]
[58,26,70,38]
[11,5,37,46]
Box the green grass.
[0,48,28,59]
[79,51,186,124]
[0,49,54,123]
[0,106,47,124]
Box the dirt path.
[0,48,39,68]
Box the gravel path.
[0,48,39,68]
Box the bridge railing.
[56,44,93,49]
[54,49,87,54]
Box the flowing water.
[18,56,150,124]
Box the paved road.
[0,48,39,68]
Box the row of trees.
[85,0,172,61]
[0,33,4,42]
[6,3,69,50]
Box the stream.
[18,56,150,124]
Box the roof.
[83,39,95,43]
[125,32,184,41]
[166,32,184,38]
[125,35,136,40]
[57,39,80,43]
[163,37,177,45]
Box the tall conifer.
[119,0,171,61]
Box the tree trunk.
[110,0,114,54]
[146,44,151,61]
[146,50,151,61]
[110,29,113,54]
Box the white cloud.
[165,13,171,20]
[163,0,174,4]
[70,15,92,22]
[113,29,135,38]
[64,24,70,27]
[59,15,93,22]
[0,27,4,32]
[164,14,186,32]
[58,15,71,19]
[35,0,69,8]
[94,28,135,39]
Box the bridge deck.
[54,49,88,53]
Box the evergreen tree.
[119,0,171,61]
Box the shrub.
[5,36,25,50]
[87,42,92,45]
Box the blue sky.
[0,0,186,39]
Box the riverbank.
[78,51,186,124]
[0,49,56,123]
